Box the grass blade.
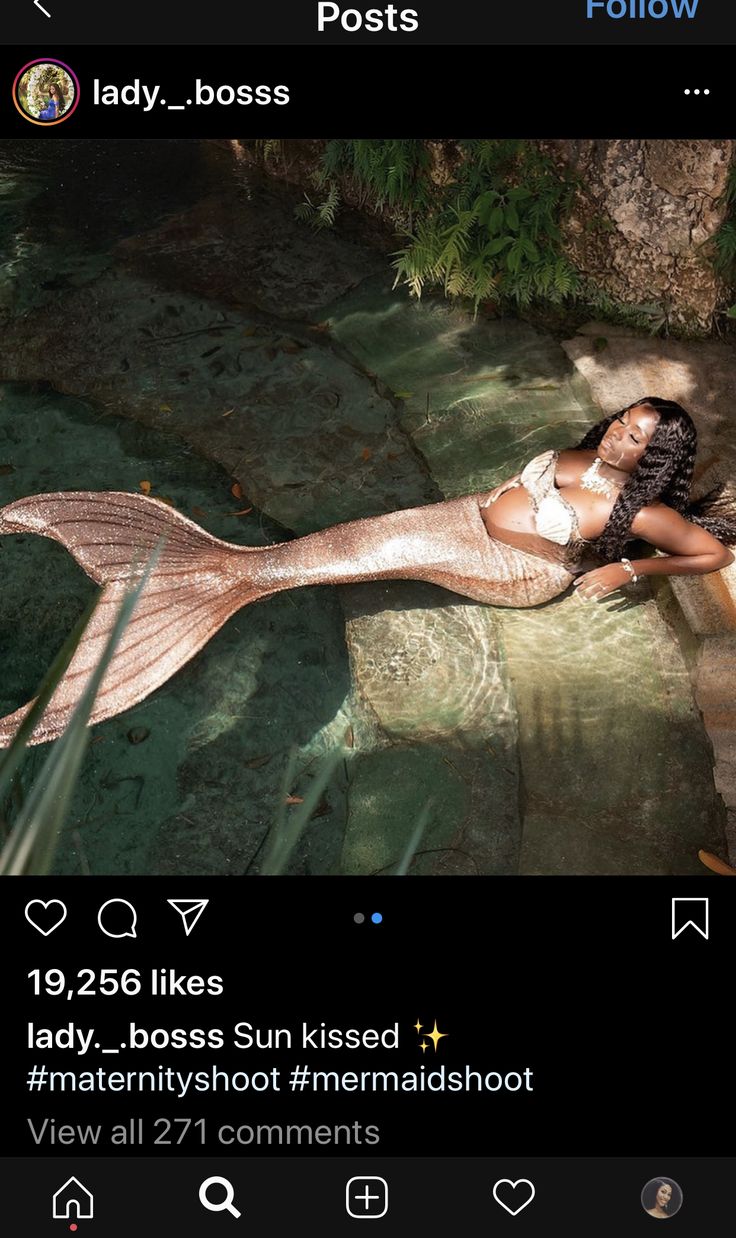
[393,802,431,875]
[261,747,345,876]
[0,543,162,876]
[0,594,99,805]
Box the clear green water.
[0,141,725,874]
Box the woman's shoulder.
[630,501,682,535]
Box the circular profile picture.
[12,59,79,126]
[641,1177,684,1220]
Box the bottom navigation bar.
[8,1156,730,1236]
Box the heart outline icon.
[492,1178,536,1216]
[25,899,67,936]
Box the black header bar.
[2,0,735,46]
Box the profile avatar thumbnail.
[12,59,79,126]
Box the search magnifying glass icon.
[199,1176,242,1219]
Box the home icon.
[52,1176,94,1220]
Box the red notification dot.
[69,1227,78,1233]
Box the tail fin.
[0,492,270,746]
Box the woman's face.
[49,86,57,97]
[656,1183,672,1209]
[597,404,661,473]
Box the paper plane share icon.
[167,899,209,936]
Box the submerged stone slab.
[325,277,598,494]
[0,271,437,534]
[117,184,384,321]
[338,580,521,875]
[501,591,725,874]
[0,384,356,875]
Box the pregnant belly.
[480,487,537,536]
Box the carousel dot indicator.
[371,912,383,924]
[354,912,365,924]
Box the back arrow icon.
[34,0,52,16]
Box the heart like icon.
[25,899,67,936]
[492,1178,536,1217]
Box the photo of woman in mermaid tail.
[1,398,734,748]
[1,136,734,876]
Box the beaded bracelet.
[620,557,639,583]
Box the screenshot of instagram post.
[0,7,734,1235]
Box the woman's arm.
[574,503,734,601]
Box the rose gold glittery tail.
[0,492,275,747]
[0,489,573,746]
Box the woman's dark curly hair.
[48,82,66,111]
[575,396,736,560]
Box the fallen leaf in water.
[127,727,150,745]
[285,795,304,805]
[231,482,244,499]
[243,325,258,337]
[361,447,372,461]
[224,507,253,517]
[344,725,354,748]
[222,408,235,417]
[309,321,331,334]
[139,480,152,494]
[192,505,208,518]
[159,403,173,413]
[387,452,399,461]
[393,390,414,399]
[245,754,272,769]
[158,496,176,507]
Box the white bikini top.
[520,449,583,547]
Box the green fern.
[388,141,578,312]
[294,182,342,231]
[714,161,736,282]
[255,138,284,165]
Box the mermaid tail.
[0,490,573,746]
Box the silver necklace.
[580,457,625,501]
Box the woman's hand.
[479,475,522,507]
[573,563,634,601]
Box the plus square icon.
[346,1176,389,1219]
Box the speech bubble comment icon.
[97,898,137,939]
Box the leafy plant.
[392,141,579,312]
[293,181,341,231]
[714,161,736,281]
[319,139,432,224]
[289,139,578,313]
[255,138,284,165]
